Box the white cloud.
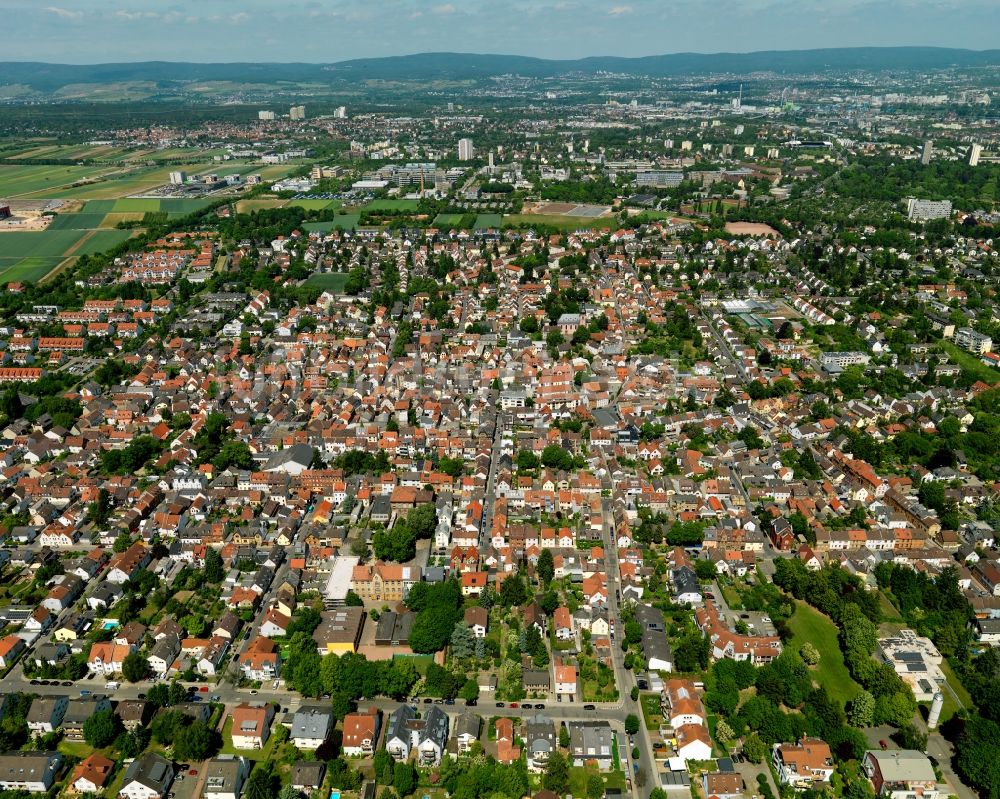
[43,6,83,20]
[432,3,456,13]
[608,5,633,15]
[231,11,250,23]
[114,10,159,21]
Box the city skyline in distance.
[6,0,1000,64]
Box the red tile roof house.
[229,703,275,750]
[342,708,381,756]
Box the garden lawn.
[787,600,860,705]
[640,693,663,730]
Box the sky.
[4,0,999,63]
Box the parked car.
[535,704,545,709]
[445,699,455,705]
[496,702,505,708]
[584,704,596,710]
[509,703,519,709]
[423,698,433,704]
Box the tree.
[559,723,571,748]
[345,590,364,607]
[624,714,640,735]
[245,763,279,799]
[393,762,417,797]
[83,708,119,748]
[742,733,767,763]
[542,751,570,795]
[540,444,573,472]
[459,678,479,702]
[204,548,224,583]
[450,621,475,659]
[537,548,555,587]
[800,642,820,666]
[516,450,539,471]
[373,750,395,785]
[173,720,215,761]
[122,652,149,682]
[330,691,354,722]
[694,559,718,580]
[848,690,875,727]
[587,773,604,799]
[715,719,734,743]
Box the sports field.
[304,273,348,292]
[503,213,615,230]
[303,214,361,232]
[286,199,342,210]
[433,213,466,227]
[474,213,503,228]
[365,198,420,211]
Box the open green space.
[475,213,503,228]
[303,214,360,232]
[503,213,614,230]
[787,600,860,705]
[365,198,420,211]
[303,272,348,292]
[939,341,1000,384]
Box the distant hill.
[2,47,999,93]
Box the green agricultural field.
[234,198,287,214]
[787,600,860,705]
[0,229,88,258]
[303,273,348,292]
[0,164,121,197]
[110,198,161,213]
[45,212,108,230]
[81,200,117,215]
[365,198,420,211]
[433,213,466,227]
[475,213,503,228]
[75,230,132,255]
[503,213,613,230]
[0,257,65,284]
